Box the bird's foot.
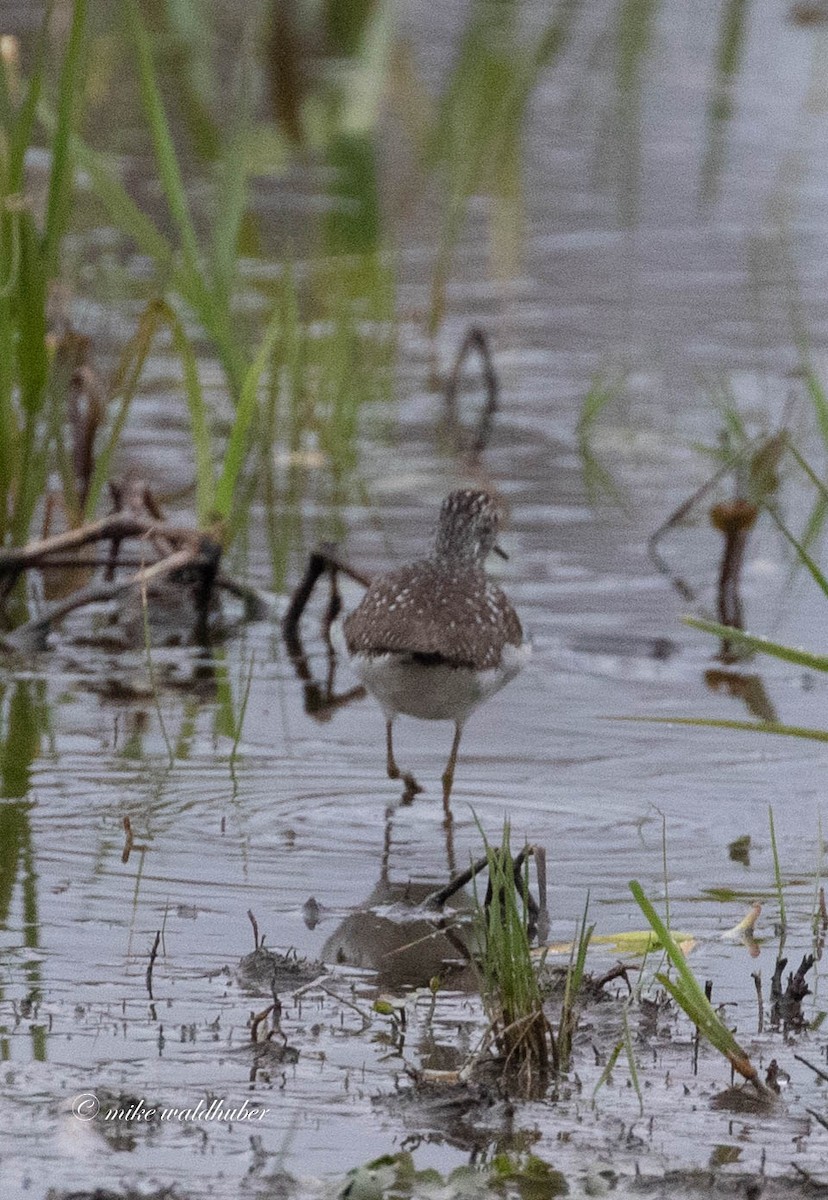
[400,772,423,804]
[387,757,423,803]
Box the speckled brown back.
[343,560,522,671]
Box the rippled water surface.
[3,1,828,1196]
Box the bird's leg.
[441,723,464,821]
[385,719,399,777]
[385,719,422,802]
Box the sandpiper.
[342,489,528,815]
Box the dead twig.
[591,962,633,993]
[791,1162,828,1189]
[0,513,197,575]
[752,971,763,1034]
[534,846,549,943]
[216,572,270,621]
[146,930,161,1000]
[3,545,205,651]
[0,503,269,640]
[647,431,784,625]
[316,983,373,1030]
[281,542,370,721]
[709,499,759,661]
[794,1053,828,1084]
[484,844,540,932]
[248,909,262,951]
[250,1003,278,1043]
[426,854,490,909]
[281,541,371,656]
[426,844,542,934]
[443,327,499,460]
[770,954,814,1032]
[121,816,134,865]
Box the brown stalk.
[443,326,499,460]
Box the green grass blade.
[784,440,828,563]
[796,340,828,454]
[630,881,760,1084]
[768,806,786,931]
[591,1039,623,1103]
[766,505,828,600]
[210,137,247,311]
[628,883,700,997]
[42,0,87,278]
[7,2,53,188]
[622,715,828,743]
[122,0,247,397]
[11,418,49,547]
[123,0,201,280]
[683,616,828,673]
[698,0,749,210]
[0,200,21,301]
[576,372,625,438]
[622,1004,643,1115]
[0,287,17,543]
[37,103,174,263]
[229,650,256,769]
[84,301,163,518]
[46,350,82,525]
[214,307,282,521]
[786,439,828,505]
[38,108,247,402]
[795,494,827,568]
[209,21,254,309]
[159,301,215,522]
[567,893,593,1005]
[13,212,48,415]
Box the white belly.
[349,642,529,724]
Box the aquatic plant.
[475,825,552,1092]
[474,824,593,1091]
[0,1,88,554]
[699,0,750,210]
[422,0,582,333]
[22,0,395,578]
[643,424,828,740]
[630,880,768,1093]
[341,1149,570,1199]
[576,370,629,506]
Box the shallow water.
[3,1,828,1197]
